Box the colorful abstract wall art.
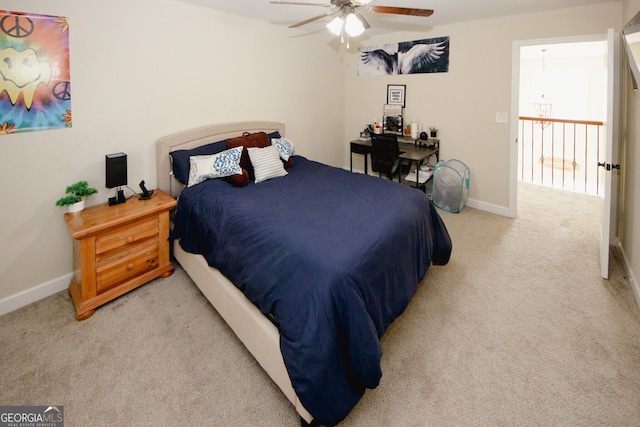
[0,10,71,135]
[358,36,450,76]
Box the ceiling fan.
[271,0,434,45]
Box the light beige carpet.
[1,183,639,426]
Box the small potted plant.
[429,126,438,138]
[56,181,98,213]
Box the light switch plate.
[495,112,509,123]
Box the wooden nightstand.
[64,189,177,320]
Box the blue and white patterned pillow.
[187,146,243,187]
[271,138,295,161]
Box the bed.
[156,121,452,425]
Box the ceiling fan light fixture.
[326,16,344,36]
[345,13,365,37]
[274,1,435,36]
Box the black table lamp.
[106,152,127,205]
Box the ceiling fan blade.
[289,11,336,28]
[271,1,332,7]
[355,11,371,29]
[369,6,434,17]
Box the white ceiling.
[177,0,613,38]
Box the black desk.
[350,137,440,189]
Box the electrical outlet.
[495,112,509,123]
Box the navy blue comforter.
[171,156,451,425]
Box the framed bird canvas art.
[358,36,449,76]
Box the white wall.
[0,0,344,302]
[343,4,622,212]
[520,51,607,121]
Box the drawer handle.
[126,263,135,271]
[125,236,134,244]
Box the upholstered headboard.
[156,121,286,198]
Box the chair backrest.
[370,133,400,176]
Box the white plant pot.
[67,200,85,213]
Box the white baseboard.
[464,198,510,217]
[0,273,71,317]
[617,241,640,314]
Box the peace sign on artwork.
[53,81,71,101]
[0,15,34,38]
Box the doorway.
[510,35,611,218]
[517,41,607,196]
[510,32,618,279]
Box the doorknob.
[597,162,621,171]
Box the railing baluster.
[540,123,545,185]
[596,125,601,195]
[584,124,588,193]
[520,121,524,180]
[571,123,578,191]
[551,122,555,188]
[562,123,567,189]
[530,120,535,181]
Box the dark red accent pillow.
[226,168,249,187]
[284,158,293,169]
[226,132,271,179]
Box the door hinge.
[597,162,621,171]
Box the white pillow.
[247,145,288,183]
[187,146,243,187]
[272,138,295,161]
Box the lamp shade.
[105,152,127,188]
[326,16,343,36]
[345,13,364,37]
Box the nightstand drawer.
[96,240,159,293]
[95,218,159,257]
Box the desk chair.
[370,133,404,182]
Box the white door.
[600,28,619,279]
